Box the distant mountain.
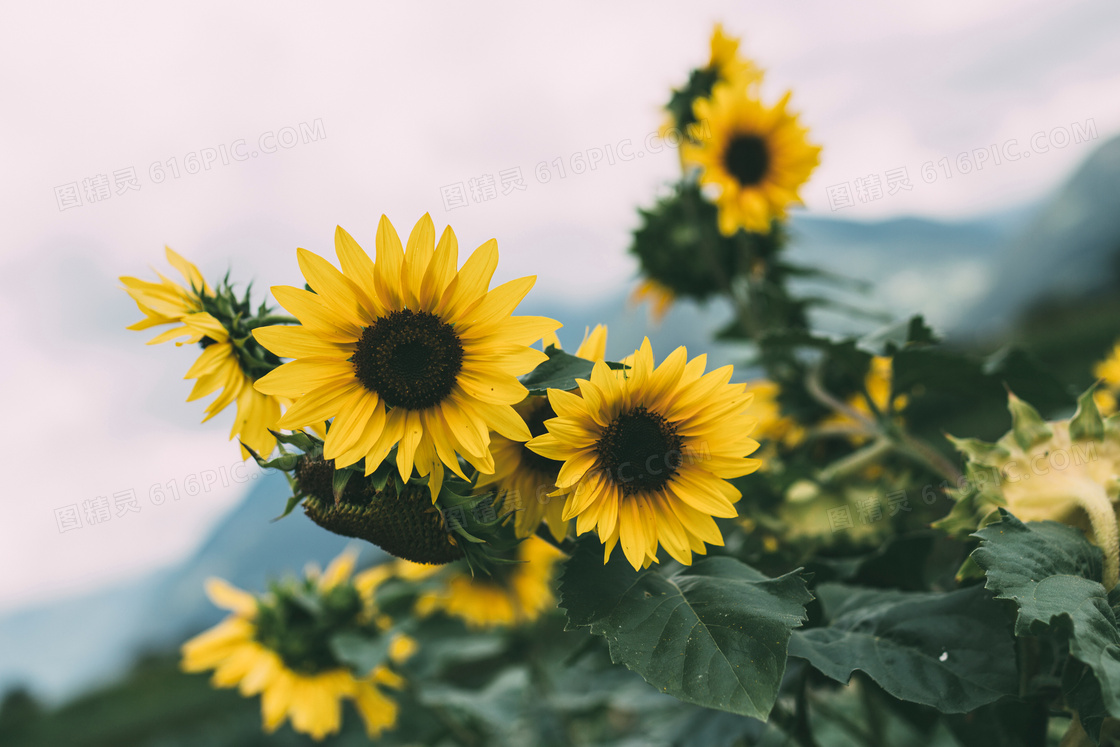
[960,134,1120,338]
[0,474,363,702]
[519,210,1025,359]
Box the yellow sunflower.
[629,279,676,323]
[707,23,763,87]
[121,249,281,458]
[253,215,560,500]
[1093,342,1120,415]
[181,550,415,741]
[527,338,762,570]
[413,537,565,629]
[663,23,764,141]
[744,379,804,450]
[683,83,821,236]
[822,356,908,443]
[476,326,608,542]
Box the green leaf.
[1071,386,1105,442]
[329,631,392,677]
[1007,393,1052,450]
[518,346,624,395]
[331,468,353,503]
[971,511,1120,730]
[789,584,1017,713]
[558,540,811,719]
[272,491,303,521]
[857,315,937,355]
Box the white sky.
[2,0,1119,613]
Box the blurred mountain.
[960,134,1120,339]
[0,474,363,702]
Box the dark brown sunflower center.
[352,309,464,410]
[724,134,770,186]
[520,401,561,477]
[596,406,683,495]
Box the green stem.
[805,361,963,484]
[249,314,300,328]
[817,438,894,484]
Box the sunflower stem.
[806,360,963,484]
[1072,483,1120,589]
[817,438,894,484]
[248,314,300,327]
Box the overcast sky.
[2,0,1119,614]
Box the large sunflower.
[683,83,821,236]
[476,326,608,542]
[253,215,560,500]
[528,338,762,570]
[181,551,416,741]
[413,537,564,629]
[121,249,281,458]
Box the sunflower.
[683,82,821,236]
[412,537,565,629]
[1093,342,1120,415]
[121,249,281,458]
[474,326,607,542]
[707,23,762,88]
[821,356,907,444]
[629,279,676,323]
[181,550,416,741]
[664,24,764,136]
[527,338,762,570]
[744,379,804,450]
[253,215,559,500]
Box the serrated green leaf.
[558,540,811,719]
[789,584,1017,713]
[971,511,1120,725]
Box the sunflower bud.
[296,454,464,565]
[939,388,1120,587]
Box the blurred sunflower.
[1093,342,1120,414]
[683,83,821,235]
[121,248,281,458]
[476,326,608,542]
[253,215,560,500]
[528,338,762,570]
[822,356,907,443]
[744,379,804,450]
[629,279,676,323]
[665,24,764,135]
[413,537,564,629]
[181,550,416,741]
